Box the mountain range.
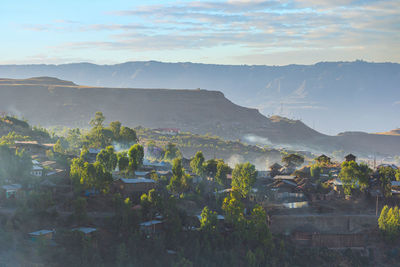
[0,77,399,157]
[0,60,399,135]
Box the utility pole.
[376,195,379,216]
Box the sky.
[0,0,399,66]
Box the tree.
[109,121,122,140]
[0,144,32,184]
[199,206,218,233]
[167,158,192,195]
[222,190,245,230]
[282,154,304,168]
[66,128,82,150]
[396,170,400,181]
[53,139,65,154]
[204,159,218,177]
[164,142,181,161]
[119,126,137,145]
[248,205,272,247]
[190,151,205,177]
[70,159,113,193]
[128,144,144,171]
[378,167,396,197]
[117,152,129,173]
[231,162,257,198]
[80,146,90,161]
[339,161,360,196]
[96,146,117,172]
[378,205,400,241]
[215,161,231,186]
[357,163,372,191]
[89,111,105,128]
[310,164,321,179]
[339,161,371,195]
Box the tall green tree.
[215,161,231,186]
[339,161,371,195]
[96,146,118,172]
[281,154,304,168]
[117,152,129,173]
[199,206,218,233]
[119,126,137,145]
[378,166,396,197]
[128,144,144,171]
[222,190,245,230]
[378,205,400,241]
[109,121,122,140]
[164,142,181,161]
[90,111,105,128]
[167,158,191,195]
[190,151,205,177]
[231,162,257,198]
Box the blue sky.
[1,0,399,65]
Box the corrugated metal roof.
[140,220,162,227]
[29,229,53,236]
[120,178,155,184]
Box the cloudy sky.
[1,0,399,65]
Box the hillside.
[1,77,400,156]
[1,61,399,134]
[375,128,400,136]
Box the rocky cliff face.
[1,61,399,134]
[1,77,399,156]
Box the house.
[87,148,102,162]
[113,178,156,196]
[31,163,43,177]
[257,171,271,179]
[273,175,297,181]
[134,171,151,178]
[315,154,331,164]
[14,141,50,155]
[139,220,163,235]
[1,184,22,199]
[142,159,171,171]
[72,227,97,236]
[28,229,54,242]
[391,181,400,195]
[345,154,357,162]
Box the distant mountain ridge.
[0,60,399,134]
[1,77,400,156]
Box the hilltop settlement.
[0,112,400,266]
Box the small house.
[28,229,54,242]
[392,181,400,195]
[139,220,163,236]
[273,175,296,181]
[14,141,50,155]
[72,227,97,236]
[31,164,43,177]
[1,184,22,199]
[345,154,356,162]
[85,148,102,163]
[113,178,156,196]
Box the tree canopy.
[231,162,257,198]
[282,154,304,168]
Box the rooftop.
[72,227,97,234]
[140,220,163,227]
[120,178,156,184]
[29,229,54,236]
[274,175,296,180]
